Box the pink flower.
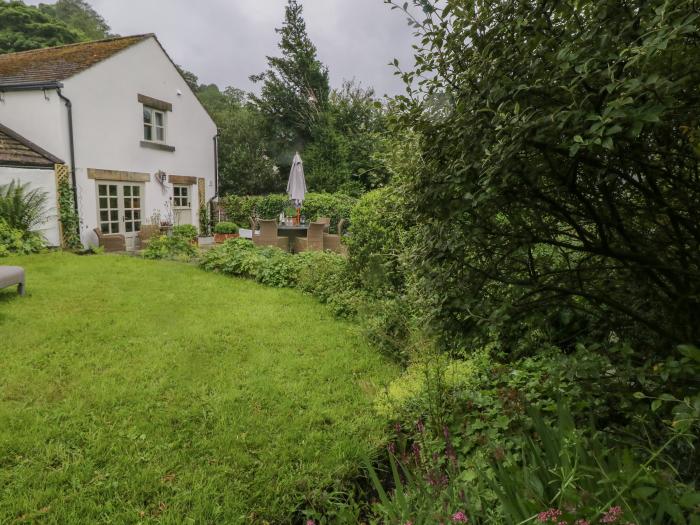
[575,520,590,525]
[601,506,623,523]
[403,521,413,525]
[452,510,469,522]
[537,509,562,523]
[306,521,315,525]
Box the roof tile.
[0,34,152,87]
[0,123,63,168]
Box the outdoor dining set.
[249,217,347,254]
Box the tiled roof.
[0,123,63,168]
[0,34,152,87]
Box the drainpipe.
[213,133,219,197]
[56,88,80,239]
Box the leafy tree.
[0,0,83,53]
[391,0,700,351]
[304,81,389,194]
[250,0,330,156]
[38,0,111,40]
[203,86,282,195]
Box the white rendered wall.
[0,166,61,247]
[0,36,217,246]
[62,37,217,245]
[0,90,68,162]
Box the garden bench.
[0,266,25,296]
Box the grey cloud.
[27,0,416,97]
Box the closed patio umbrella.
[286,152,307,222]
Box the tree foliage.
[391,0,700,350]
[38,0,111,40]
[0,0,83,53]
[250,0,330,153]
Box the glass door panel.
[97,184,120,234]
[122,184,142,234]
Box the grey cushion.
[0,266,24,289]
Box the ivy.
[57,179,81,249]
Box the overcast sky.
[27,0,417,97]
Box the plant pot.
[214,233,239,243]
[198,236,215,247]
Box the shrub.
[200,238,264,279]
[0,219,44,256]
[213,221,239,234]
[142,235,198,261]
[255,247,300,288]
[220,192,356,232]
[220,194,259,225]
[172,224,198,241]
[346,187,408,294]
[300,192,356,233]
[200,241,366,317]
[0,179,48,232]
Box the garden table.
[277,224,308,253]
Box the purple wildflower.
[452,510,469,522]
[387,442,396,454]
[601,506,623,523]
[537,509,562,523]
[574,520,590,525]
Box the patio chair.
[323,219,348,254]
[138,225,161,249]
[93,227,126,252]
[317,217,331,232]
[295,221,326,252]
[0,266,25,296]
[253,219,288,250]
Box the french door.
[96,182,144,250]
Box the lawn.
[0,252,397,524]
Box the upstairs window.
[143,107,165,143]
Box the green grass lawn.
[0,252,397,524]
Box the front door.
[96,182,144,250]
[172,184,192,225]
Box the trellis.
[54,164,70,248]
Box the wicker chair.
[323,218,347,254]
[317,217,331,232]
[253,219,288,250]
[295,221,326,252]
[93,227,126,252]
[138,225,161,249]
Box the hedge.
[220,192,356,233]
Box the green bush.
[200,241,365,317]
[142,235,198,261]
[220,192,355,232]
[172,224,198,241]
[256,194,289,219]
[346,187,408,294]
[0,179,48,232]
[219,195,259,225]
[300,192,356,233]
[213,221,239,234]
[0,219,44,256]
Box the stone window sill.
[140,141,175,152]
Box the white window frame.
[143,106,166,143]
[172,185,190,209]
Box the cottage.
[0,34,218,250]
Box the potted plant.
[284,206,298,225]
[213,221,239,243]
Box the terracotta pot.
[214,233,240,243]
